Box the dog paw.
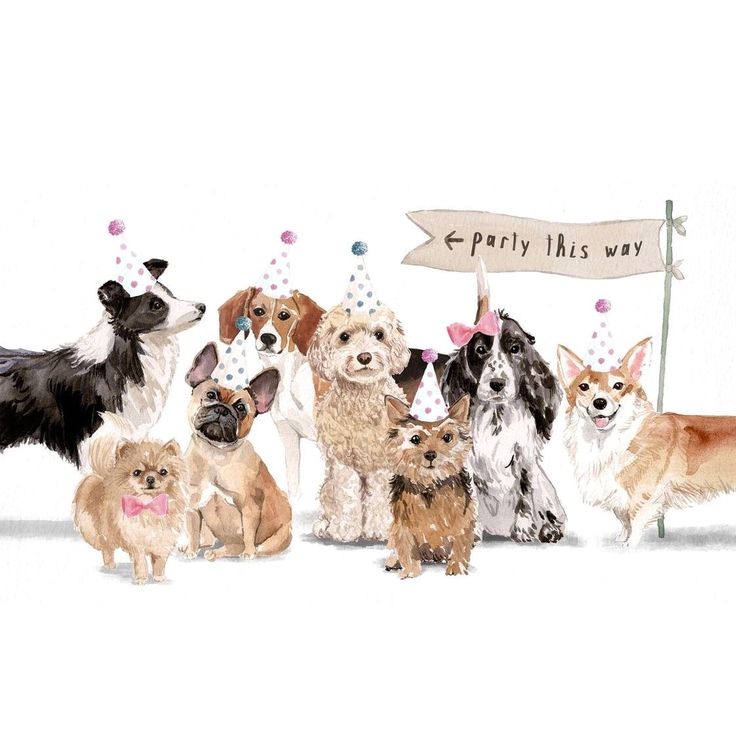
[178,545,198,560]
[446,560,468,576]
[384,554,401,571]
[538,522,564,543]
[239,552,256,560]
[204,549,217,561]
[312,517,330,539]
[153,575,166,583]
[510,521,536,543]
[132,577,148,585]
[399,566,420,580]
[103,561,116,570]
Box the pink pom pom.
[595,299,611,314]
[108,219,125,236]
[422,348,438,364]
[281,230,297,245]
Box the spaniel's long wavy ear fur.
[307,308,339,382]
[440,350,477,407]
[382,307,411,375]
[517,334,560,441]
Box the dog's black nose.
[146,475,156,487]
[357,352,372,365]
[489,380,505,393]
[213,404,230,416]
[196,303,206,315]
[261,333,277,347]
[424,451,437,462]
[593,398,608,410]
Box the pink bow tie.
[121,494,169,518]
[447,311,501,348]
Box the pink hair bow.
[121,494,169,518]
[447,311,501,348]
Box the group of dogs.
[2,244,736,583]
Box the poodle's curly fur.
[308,304,410,542]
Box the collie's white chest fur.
[563,400,651,511]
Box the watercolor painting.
[2,4,735,736]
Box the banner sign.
[403,210,666,279]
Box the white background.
[1,2,735,734]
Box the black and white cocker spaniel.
[440,260,566,543]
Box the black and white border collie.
[440,261,566,543]
[0,259,205,467]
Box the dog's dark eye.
[160,468,168,476]
[278,311,290,321]
[410,435,421,445]
[253,307,266,317]
[339,332,351,343]
[442,433,453,443]
[233,401,247,414]
[509,344,521,355]
[150,298,164,311]
[206,390,217,400]
[613,382,624,391]
[132,469,142,477]
[374,330,384,341]
[579,383,589,392]
[476,345,487,356]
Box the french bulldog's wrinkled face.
[185,343,280,447]
[187,380,257,446]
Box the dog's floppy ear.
[186,343,219,388]
[620,338,652,381]
[518,345,560,441]
[384,311,411,375]
[248,368,280,414]
[446,394,471,424]
[144,259,168,280]
[291,290,325,355]
[98,280,129,317]
[385,395,411,424]
[557,345,585,389]
[219,287,257,345]
[307,310,338,381]
[440,351,477,406]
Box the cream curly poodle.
[308,304,410,542]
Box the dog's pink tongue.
[595,416,610,429]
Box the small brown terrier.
[384,394,475,578]
[74,438,187,584]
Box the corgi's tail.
[86,412,137,477]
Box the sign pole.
[656,200,675,539]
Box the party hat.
[256,231,297,299]
[342,242,381,315]
[409,349,449,422]
[586,299,620,371]
[211,317,252,391]
[107,220,157,296]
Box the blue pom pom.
[351,241,368,256]
[235,316,252,332]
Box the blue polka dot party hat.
[342,242,382,315]
[211,316,251,391]
[409,350,449,422]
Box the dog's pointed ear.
[186,343,219,388]
[98,280,129,317]
[219,288,256,345]
[143,259,168,280]
[557,345,585,388]
[248,368,280,414]
[115,441,134,462]
[446,394,471,424]
[291,290,326,355]
[162,439,181,456]
[621,338,652,381]
[385,395,411,424]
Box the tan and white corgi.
[557,337,736,546]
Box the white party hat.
[256,231,297,299]
[409,349,449,422]
[107,220,157,296]
[342,242,381,315]
[212,317,252,391]
[586,299,620,371]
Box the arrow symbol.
[444,230,464,250]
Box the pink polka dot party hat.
[586,299,620,371]
[107,219,157,296]
[256,231,296,299]
[342,242,381,315]
[211,316,251,392]
[409,349,449,422]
